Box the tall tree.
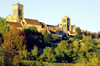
[0,17,9,34]
[73,27,83,40]
[43,29,51,43]
[76,27,82,35]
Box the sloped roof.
[8,22,22,28]
[66,35,72,38]
[40,22,47,28]
[25,18,41,26]
[39,30,46,33]
[91,32,96,35]
[69,31,76,34]
[47,25,57,30]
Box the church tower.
[62,16,71,34]
[5,3,24,22]
[12,3,24,22]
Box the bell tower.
[62,16,71,34]
[12,3,24,22]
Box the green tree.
[43,29,51,43]
[73,27,83,40]
[0,17,9,34]
[19,50,30,60]
[76,27,82,35]
[31,45,38,60]
[54,40,73,62]
[39,47,56,62]
[28,26,38,33]
[51,34,59,41]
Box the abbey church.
[5,3,76,38]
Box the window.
[63,19,66,22]
[65,24,66,27]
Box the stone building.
[62,16,71,34]
[5,3,42,31]
[6,3,24,22]
[5,3,76,36]
[58,16,76,35]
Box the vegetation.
[0,17,9,35]
[1,17,100,66]
[2,28,27,51]
[43,29,51,43]
[73,27,83,40]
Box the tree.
[51,34,59,42]
[73,27,83,40]
[76,27,82,35]
[0,17,9,34]
[54,40,73,62]
[31,45,38,60]
[73,34,83,40]
[19,50,30,60]
[28,26,38,33]
[2,28,27,51]
[39,47,56,62]
[43,29,51,43]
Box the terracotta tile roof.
[47,25,57,30]
[66,35,72,38]
[22,22,25,25]
[91,32,96,35]
[8,22,22,28]
[40,22,47,28]
[69,31,76,34]
[25,18,41,26]
[39,30,46,33]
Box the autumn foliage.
[2,28,27,51]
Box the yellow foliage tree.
[2,28,27,51]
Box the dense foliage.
[73,27,83,40]
[0,17,9,34]
[2,28,27,51]
[43,29,51,43]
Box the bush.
[19,50,30,60]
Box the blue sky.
[0,0,100,32]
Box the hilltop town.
[5,3,100,40]
[0,3,100,66]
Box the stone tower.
[5,3,24,22]
[12,3,24,22]
[62,16,71,34]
